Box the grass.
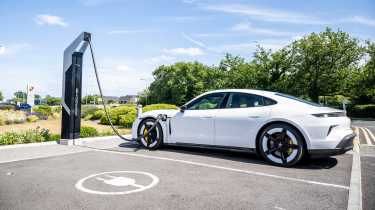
[0,117,131,136]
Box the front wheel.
[137,118,163,150]
[258,124,304,167]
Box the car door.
[214,92,274,148]
[170,93,226,145]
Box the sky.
[0,0,374,100]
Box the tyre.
[137,118,163,150]
[258,123,304,167]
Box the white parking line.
[363,128,375,144]
[354,127,360,146]
[360,127,372,145]
[86,147,350,190]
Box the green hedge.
[0,128,59,145]
[143,104,178,112]
[91,110,105,120]
[347,104,375,118]
[98,103,177,127]
[100,105,136,126]
[33,105,52,116]
[80,126,99,138]
[81,106,100,119]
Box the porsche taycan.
[131,89,355,166]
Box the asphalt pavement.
[360,145,375,210]
[0,139,353,210]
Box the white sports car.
[131,89,355,166]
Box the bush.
[347,104,375,118]
[118,113,137,128]
[26,115,39,123]
[92,110,105,120]
[52,106,62,113]
[97,104,177,126]
[84,114,93,121]
[0,104,16,111]
[143,104,178,112]
[0,132,22,145]
[80,126,99,138]
[0,110,27,125]
[0,128,59,145]
[100,105,136,125]
[33,105,52,116]
[81,106,99,119]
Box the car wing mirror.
[180,105,187,113]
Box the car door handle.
[248,115,260,118]
[200,116,213,119]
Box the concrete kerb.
[347,130,362,210]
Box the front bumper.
[308,133,356,157]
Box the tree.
[82,95,100,104]
[147,62,220,105]
[14,91,27,103]
[0,91,3,101]
[143,28,368,106]
[218,54,258,89]
[290,28,364,102]
[350,41,375,103]
[45,95,62,106]
[252,46,297,93]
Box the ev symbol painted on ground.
[75,171,159,195]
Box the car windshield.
[275,93,322,107]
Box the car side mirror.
[180,105,187,113]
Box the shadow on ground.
[117,142,338,170]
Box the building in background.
[119,95,138,104]
[102,96,119,104]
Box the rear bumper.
[308,133,355,157]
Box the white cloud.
[107,30,149,35]
[345,16,375,27]
[0,43,31,56]
[211,39,289,54]
[182,33,205,47]
[145,55,175,64]
[163,47,205,56]
[35,14,68,27]
[0,45,5,55]
[203,4,327,25]
[231,22,295,37]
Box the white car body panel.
[132,89,354,155]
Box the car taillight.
[311,112,346,118]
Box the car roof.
[204,89,277,97]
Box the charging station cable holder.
[60,32,91,146]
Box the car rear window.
[275,93,321,107]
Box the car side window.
[226,93,276,108]
[187,93,226,110]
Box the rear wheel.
[137,118,163,150]
[258,123,304,167]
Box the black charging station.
[61,32,91,140]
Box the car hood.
[140,109,180,118]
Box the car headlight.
[311,112,346,118]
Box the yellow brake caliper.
[143,128,151,144]
[288,139,293,155]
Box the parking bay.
[0,140,352,210]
